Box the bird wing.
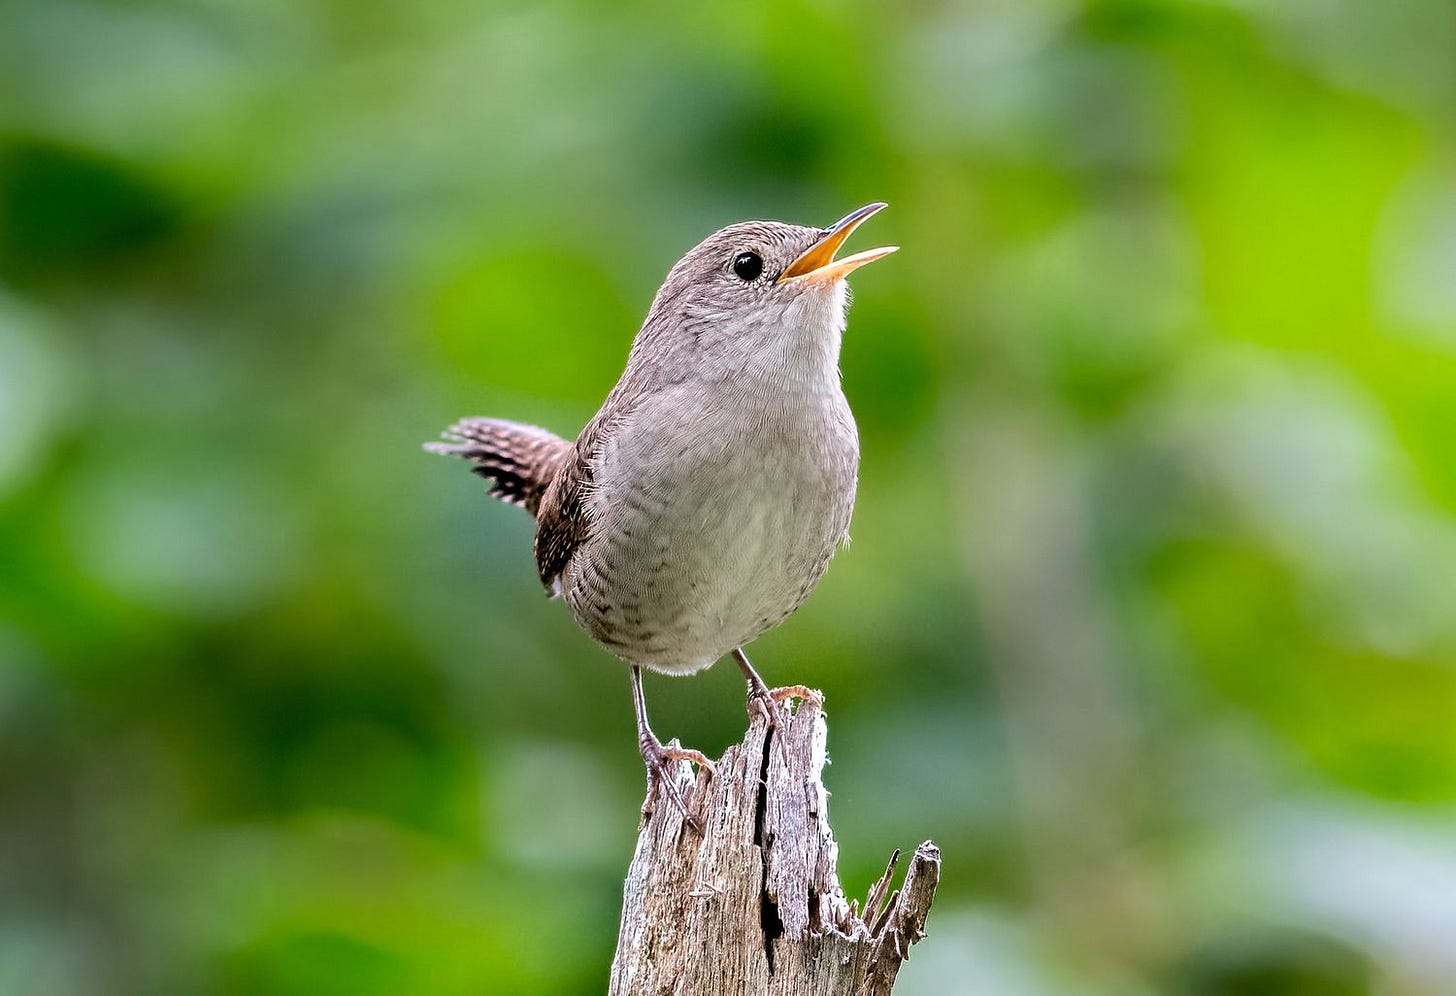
[532,392,639,596]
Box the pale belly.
[561,392,857,674]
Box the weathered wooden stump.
[609,696,940,995]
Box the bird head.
[639,203,897,376]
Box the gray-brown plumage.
[427,203,897,827]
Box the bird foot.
[746,682,823,726]
[768,684,823,709]
[638,731,714,833]
[745,683,823,769]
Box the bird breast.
[563,375,858,675]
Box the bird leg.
[731,647,823,768]
[631,665,714,832]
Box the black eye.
[732,251,763,282]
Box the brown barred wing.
[532,391,639,596]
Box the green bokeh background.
[3,1,1455,993]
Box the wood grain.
[609,697,940,995]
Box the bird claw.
[769,685,823,709]
[747,682,823,724]
[746,684,821,770]
[638,732,714,833]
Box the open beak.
[776,202,898,285]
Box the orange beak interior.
[777,202,898,284]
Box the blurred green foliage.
[2,0,1455,993]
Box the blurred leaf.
[0,138,185,284]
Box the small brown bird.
[427,203,896,825]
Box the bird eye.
[732,251,763,282]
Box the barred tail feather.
[425,417,572,516]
